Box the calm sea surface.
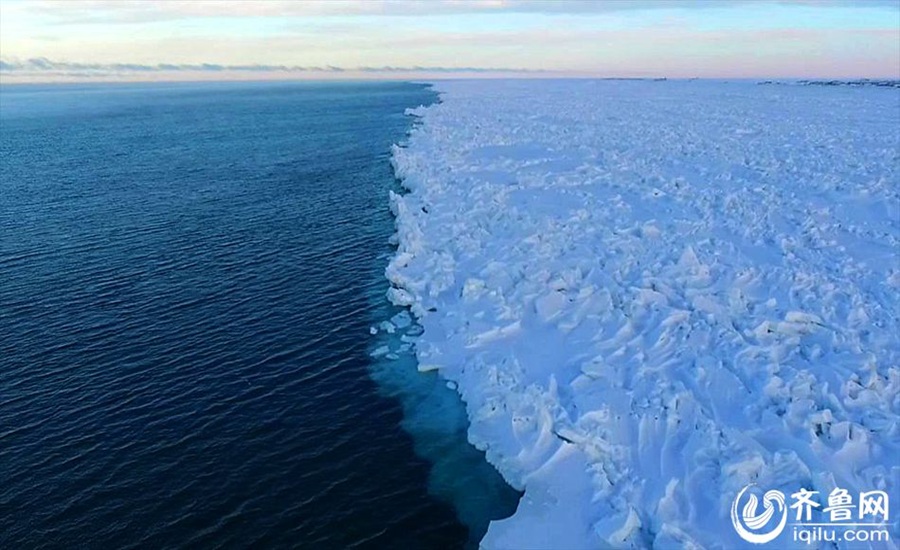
[0,81,518,549]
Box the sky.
[0,0,898,82]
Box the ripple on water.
[0,81,515,549]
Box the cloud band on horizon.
[0,57,544,76]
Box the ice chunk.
[390,310,412,329]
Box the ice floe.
[388,80,899,549]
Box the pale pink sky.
[1,0,898,82]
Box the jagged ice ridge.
[385,80,899,549]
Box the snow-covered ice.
[388,80,899,549]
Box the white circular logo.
[731,484,788,544]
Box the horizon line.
[2,57,898,84]
[4,75,900,87]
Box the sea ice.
[389,80,900,549]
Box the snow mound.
[389,80,900,549]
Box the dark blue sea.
[0,81,518,549]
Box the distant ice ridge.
[388,80,900,549]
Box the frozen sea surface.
[388,80,900,549]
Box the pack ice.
[387,80,900,549]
